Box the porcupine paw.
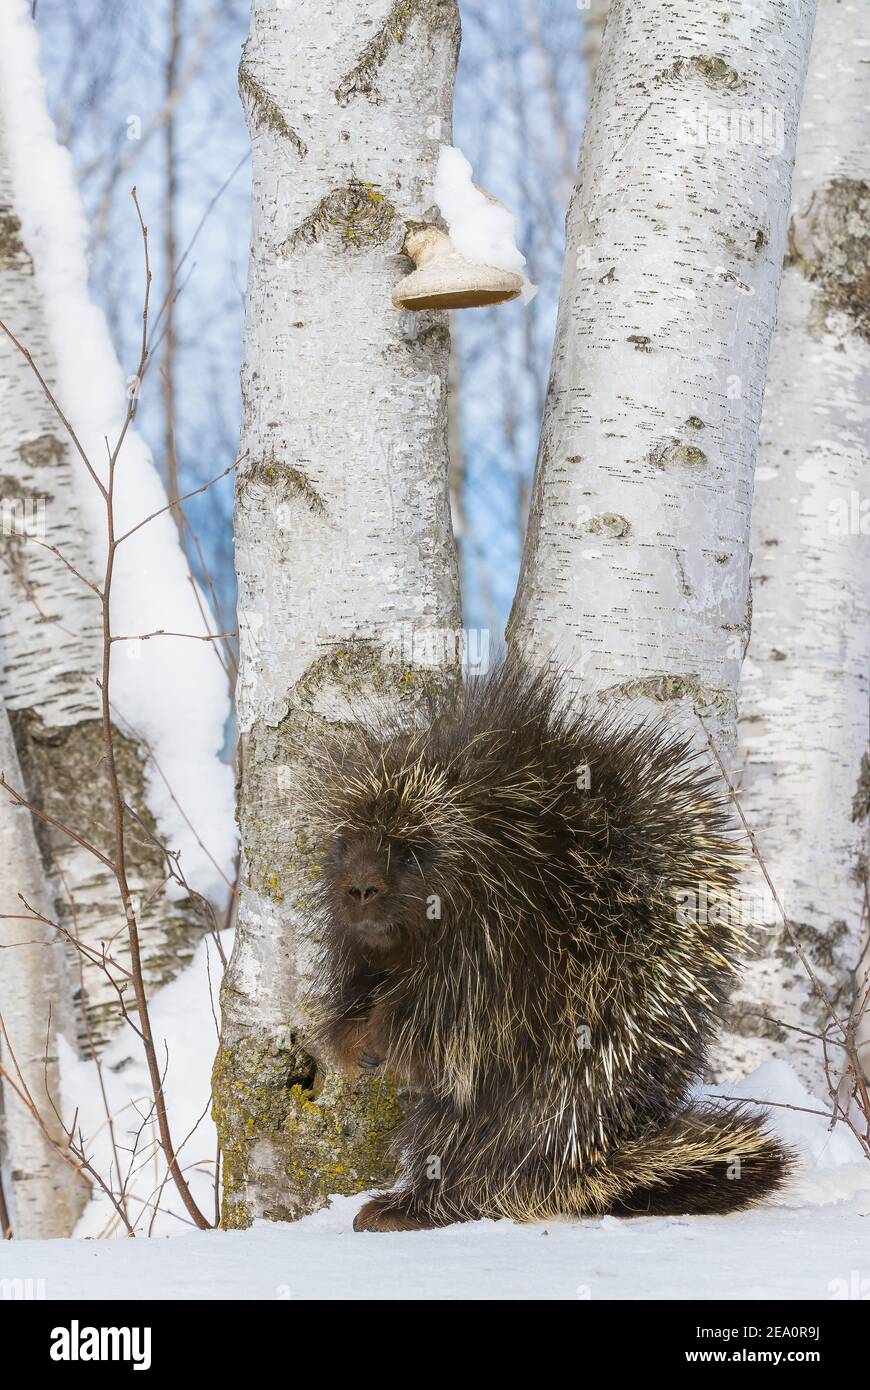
[353,1193,436,1233]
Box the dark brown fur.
[302,662,794,1231]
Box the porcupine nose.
[346,881,383,904]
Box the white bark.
[727,0,870,1088]
[0,704,83,1237]
[508,0,816,755]
[215,0,462,1227]
[0,60,214,1057]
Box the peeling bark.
[729,0,870,1090]
[215,0,462,1228]
[508,0,816,756]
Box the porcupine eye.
[396,843,426,873]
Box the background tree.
[452,0,585,639]
[32,0,251,630]
[582,0,610,92]
[731,0,870,1089]
[508,0,817,758]
[0,706,83,1237]
[0,6,233,1060]
[213,0,464,1228]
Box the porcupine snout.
[335,839,390,926]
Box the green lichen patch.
[282,181,398,256]
[212,1032,406,1229]
[334,0,460,107]
[238,60,307,157]
[212,1032,317,1228]
[0,204,31,272]
[788,178,870,341]
[282,1068,405,1209]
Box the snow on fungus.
[391,145,536,311]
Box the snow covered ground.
[17,913,870,1299]
[6,1043,870,1299]
[1,1184,868,1301]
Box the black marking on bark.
[851,750,870,823]
[719,268,753,295]
[773,916,851,973]
[619,101,653,150]
[627,334,652,352]
[7,709,210,1052]
[238,60,307,158]
[16,433,64,476]
[788,178,870,342]
[335,0,460,107]
[745,581,752,654]
[241,455,327,518]
[281,181,397,255]
[585,512,631,539]
[661,55,746,92]
[600,674,735,721]
[724,1009,789,1043]
[650,438,708,469]
[0,205,32,272]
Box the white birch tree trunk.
[214,0,462,1227]
[0,49,214,1059]
[0,704,83,1237]
[727,0,870,1090]
[508,0,816,758]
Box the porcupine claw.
[353,1194,437,1233]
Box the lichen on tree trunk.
[214,0,463,1228]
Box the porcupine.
[303,661,792,1232]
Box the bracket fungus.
[391,221,524,311]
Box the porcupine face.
[320,826,437,956]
